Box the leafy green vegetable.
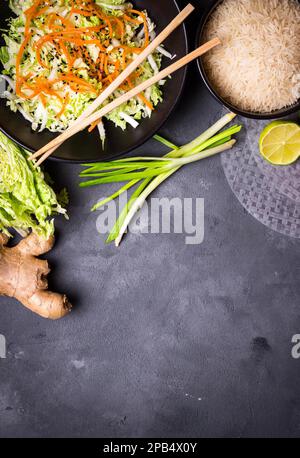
[56,188,70,209]
[0,132,67,238]
[79,113,242,245]
[0,47,9,65]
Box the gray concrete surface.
[0,0,300,438]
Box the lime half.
[259,121,300,166]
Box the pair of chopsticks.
[29,4,220,166]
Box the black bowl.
[196,0,300,120]
[0,0,188,162]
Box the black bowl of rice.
[197,0,300,119]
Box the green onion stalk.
[80,113,242,246]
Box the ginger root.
[0,232,72,319]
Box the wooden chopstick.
[29,3,195,162]
[35,38,221,166]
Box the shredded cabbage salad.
[0,0,172,143]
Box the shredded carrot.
[111,17,125,41]
[39,93,47,107]
[70,8,92,16]
[126,76,154,111]
[99,52,105,73]
[123,14,140,26]
[127,9,149,47]
[137,93,154,111]
[104,55,109,75]
[133,67,144,79]
[56,94,70,118]
[102,60,121,84]
[57,74,97,94]
[88,120,99,132]
[46,12,74,31]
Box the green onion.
[79,113,242,246]
[114,140,236,246]
[153,134,179,150]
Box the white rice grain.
[202,0,300,112]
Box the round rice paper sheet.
[221,116,300,238]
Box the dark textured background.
[0,0,300,438]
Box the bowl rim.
[196,0,300,120]
[0,0,188,163]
